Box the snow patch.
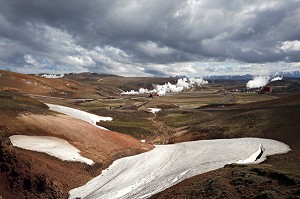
[10,135,94,165]
[271,76,283,82]
[69,138,290,199]
[41,74,64,78]
[147,108,161,114]
[171,169,190,184]
[237,143,265,164]
[46,104,112,130]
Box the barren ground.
[1,71,300,198]
[0,90,152,198]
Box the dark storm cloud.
[144,69,168,77]
[0,0,299,75]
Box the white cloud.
[24,54,39,66]
[23,54,52,69]
[14,25,143,75]
[246,27,255,35]
[0,1,299,76]
[65,55,95,67]
[137,41,174,57]
[145,63,197,77]
[278,40,300,52]
[93,45,131,63]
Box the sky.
[0,0,299,77]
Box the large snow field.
[46,103,112,130]
[10,135,94,165]
[69,138,290,199]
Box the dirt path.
[149,113,175,144]
[221,90,236,104]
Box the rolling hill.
[0,91,152,198]
[1,70,300,198]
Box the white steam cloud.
[121,78,208,95]
[246,76,270,88]
[246,76,283,88]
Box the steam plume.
[121,78,208,95]
[246,75,283,88]
[246,76,270,88]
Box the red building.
[149,92,159,98]
[262,86,272,93]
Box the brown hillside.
[151,93,300,199]
[0,91,153,198]
[0,70,95,98]
[150,164,300,199]
[0,70,178,99]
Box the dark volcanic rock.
[0,137,63,199]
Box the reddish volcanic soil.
[11,113,153,163]
[0,92,153,198]
[0,70,96,98]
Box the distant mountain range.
[204,74,253,81]
[205,71,300,80]
[37,71,300,81]
[275,71,300,78]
